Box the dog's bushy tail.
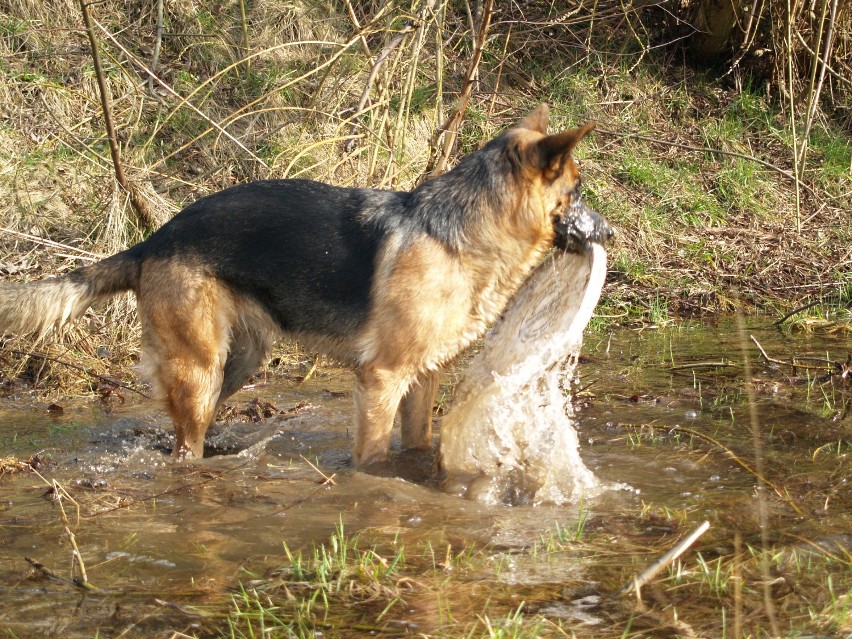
[0,250,139,338]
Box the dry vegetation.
[0,0,850,392]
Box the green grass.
[222,521,562,639]
[807,128,852,189]
[778,279,852,334]
[474,604,544,639]
[715,157,774,217]
[536,500,590,554]
[226,520,408,637]
[611,250,648,280]
[612,146,773,226]
[211,486,852,638]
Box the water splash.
[439,245,607,505]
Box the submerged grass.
[223,521,558,639]
[211,506,852,639]
[778,280,852,334]
[206,363,849,637]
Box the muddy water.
[0,319,849,637]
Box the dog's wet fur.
[0,104,613,465]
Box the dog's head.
[510,105,614,253]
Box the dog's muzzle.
[553,196,615,253]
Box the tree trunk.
[690,0,741,62]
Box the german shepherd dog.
[0,104,612,466]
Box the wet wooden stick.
[32,471,95,589]
[25,556,86,588]
[618,520,710,598]
[750,334,776,363]
[774,299,822,326]
[300,454,337,486]
[54,482,90,588]
[668,360,735,371]
[751,335,838,372]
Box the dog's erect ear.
[533,122,596,178]
[516,104,550,134]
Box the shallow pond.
[0,318,849,638]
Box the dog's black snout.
[553,199,615,253]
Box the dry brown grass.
[1,0,849,392]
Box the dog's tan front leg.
[399,369,439,450]
[353,364,409,467]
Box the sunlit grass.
[215,507,852,638]
[780,281,852,335]
[223,522,573,638]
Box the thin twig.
[618,520,710,597]
[792,355,845,367]
[78,0,124,193]
[799,0,840,170]
[794,28,852,89]
[298,354,321,385]
[345,23,414,152]
[4,348,149,398]
[0,226,101,260]
[750,334,774,362]
[148,0,164,93]
[341,0,373,59]
[299,454,337,486]
[774,299,823,325]
[238,0,250,77]
[25,556,89,588]
[94,20,271,170]
[750,335,837,372]
[798,0,829,171]
[32,471,95,589]
[78,0,161,231]
[423,0,494,178]
[667,361,737,371]
[784,0,802,235]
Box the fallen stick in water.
[617,520,710,598]
[751,335,841,374]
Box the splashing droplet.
[440,245,608,505]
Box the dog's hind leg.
[217,321,273,406]
[353,364,412,466]
[138,265,231,458]
[399,368,439,450]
